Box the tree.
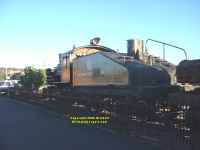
[20,66,36,88]
[20,66,47,89]
[10,73,23,80]
[0,74,6,81]
[35,69,47,89]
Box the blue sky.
[0,0,199,68]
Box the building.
[0,67,24,79]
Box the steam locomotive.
[59,38,173,87]
[44,38,198,141]
[50,38,178,118]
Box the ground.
[0,96,163,150]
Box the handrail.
[145,39,188,60]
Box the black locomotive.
[52,38,177,120]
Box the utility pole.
[163,44,165,60]
[5,66,7,80]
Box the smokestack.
[127,39,144,60]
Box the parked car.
[0,80,15,94]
